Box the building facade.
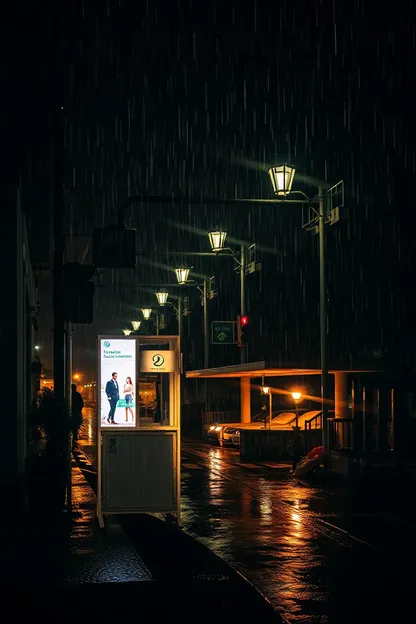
[2,190,39,510]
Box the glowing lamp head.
[175,267,190,285]
[261,386,270,395]
[291,391,302,403]
[131,321,141,331]
[268,163,296,196]
[141,308,152,320]
[155,290,169,306]
[122,329,132,336]
[208,229,227,252]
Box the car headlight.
[209,425,215,430]
[214,426,222,432]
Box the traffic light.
[237,315,250,346]
[63,263,95,323]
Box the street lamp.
[291,390,303,471]
[131,320,141,331]
[175,267,191,285]
[141,308,152,320]
[155,290,169,306]
[268,164,296,196]
[155,289,183,340]
[207,230,261,365]
[208,229,227,252]
[261,385,272,429]
[123,329,132,336]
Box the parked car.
[208,410,322,447]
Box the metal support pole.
[65,325,72,512]
[318,186,329,448]
[203,279,209,369]
[240,245,246,365]
[293,403,301,472]
[269,392,272,430]
[156,314,160,335]
[203,279,209,411]
[52,119,66,413]
[177,297,183,344]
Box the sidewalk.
[0,459,281,622]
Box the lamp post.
[207,230,259,365]
[261,385,272,429]
[291,390,303,471]
[173,268,211,370]
[155,289,183,343]
[268,165,343,448]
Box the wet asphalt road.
[79,407,415,623]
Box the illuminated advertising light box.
[140,350,177,373]
[100,338,136,428]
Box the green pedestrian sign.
[212,321,236,345]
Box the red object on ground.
[306,446,326,460]
[294,446,326,477]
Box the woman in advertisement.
[124,376,134,423]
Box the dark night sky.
[5,0,416,377]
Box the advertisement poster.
[140,350,177,373]
[100,338,136,428]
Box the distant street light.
[155,290,169,306]
[34,345,40,351]
[175,267,191,285]
[131,320,141,331]
[291,390,303,471]
[141,308,152,320]
[268,164,296,196]
[208,229,227,252]
[261,385,272,429]
[123,329,132,336]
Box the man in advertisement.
[105,372,119,424]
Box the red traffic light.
[240,315,249,326]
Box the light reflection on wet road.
[79,407,414,622]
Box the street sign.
[212,321,236,345]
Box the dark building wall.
[1,190,37,505]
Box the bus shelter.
[96,335,181,527]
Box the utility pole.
[203,278,209,369]
[240,245,246,365]
[65,323,72,512]
[52,110,66,413]
[53,108,72,512]
[318,186,328,447]
[177,296,183,345]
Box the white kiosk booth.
[96,335,181,528]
